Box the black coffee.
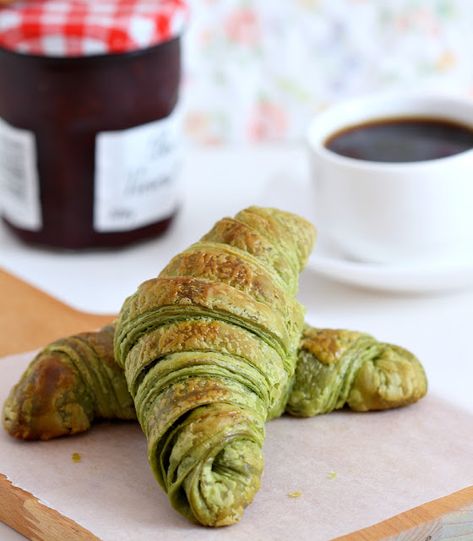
[325,117,473,163]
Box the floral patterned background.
[181,0,473,144]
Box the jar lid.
[0,0,188,57]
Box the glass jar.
[0,1,188,249]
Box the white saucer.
[254,171,473,294]
[307,242,473,294]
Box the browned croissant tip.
[3,352,91,441]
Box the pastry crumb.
[327,471,337,480]
[72,452,81,463]
[288,490,302,499]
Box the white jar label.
[94,109,181,233]
[0,118,42,231]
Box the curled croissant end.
[2,325,136,441]
[286,327,428,417]
[115,207,315,526]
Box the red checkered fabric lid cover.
[0,0,188,56]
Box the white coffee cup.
[307,93,473,265]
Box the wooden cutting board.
[0,269,113,357]
[0,267,472,541]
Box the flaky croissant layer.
[3,325,135,441]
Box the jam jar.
[0,0,188,249]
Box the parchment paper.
[1,351,473,541]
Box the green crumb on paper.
[72,452,81,463]
[288,490,302,499]
[327,471,337,480]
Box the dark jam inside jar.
[0,38,181,249]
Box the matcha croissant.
[3,324,428,440]
[3,325,427,440]
[3,325,135,440]
[287,327,427,417]
[114,206,315,526]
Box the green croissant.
[3,324,427,440]
[3,330,428,527]
[114,206,315,526]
